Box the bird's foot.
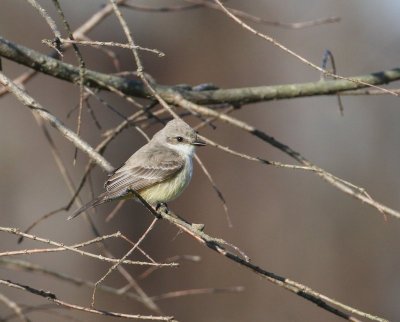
[156,202,169,215]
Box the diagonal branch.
[2,52,399,221]
[155,208,384,322]
[172,93,400,220]
[0,71,113,172]
[0,36,391,322]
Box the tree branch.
[0,71,113,172]
[1,36,400,106]
[154,207,383,322]
[0,34,391,322]
[0,279,173,321]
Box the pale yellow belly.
[138,161,192,205]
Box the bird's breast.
[138,156,193,204]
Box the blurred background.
[1,1,400,321]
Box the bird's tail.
[67,193,108,220]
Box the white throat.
[167,142,195,157]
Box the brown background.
[1,1,400,321]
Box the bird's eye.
[176,136,184,142]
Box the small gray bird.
[68,119,206,220]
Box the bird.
[68,118,206,220]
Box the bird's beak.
[192,138,206,146]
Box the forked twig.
[0,228,174,267]
[91,218,159,307]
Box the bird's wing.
[105,148,185,198]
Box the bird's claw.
[156,202,169,214]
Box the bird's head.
[154,119,206,155]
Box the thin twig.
[0,227,174,267]
[0,0,126,96]
[194,154,232,227]
[150,286,244,301]
[171,93,400,221]
[91,218,158,307]
[122,1,203,13]
[0,72,113,172]
[105,199,127,222]
[2,304,85,322]
[123,0,340,29]
[0,258,140,303]
[79,35,121,72]
[25,0,62,56]
[212,0,399,97]
[155,208,382,322]
[185,0,340,29]
[0,292,31,322]
[52,0,87,166]
[84,97,102,129]
[0,279,173,321]
[138,255,201,280]
[108,0,180,121]
[58,38,164,57]
[321,49,344,115]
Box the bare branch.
[150,286,244,301]
[0,279,174,321]
[0,227,174,267]
[58,38,164,57]
[212,0,398,97]
[0,71,113,172]
[154,208,384,322]
[171,93,400,221]
[184,0,340,29]
[1,36,400,106]
[91,218,158,307]
[0,292,31,322]
[25,0,61,39]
